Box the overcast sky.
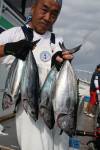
[54,0,100,72]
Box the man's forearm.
[0,45,5,57]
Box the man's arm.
[0,40,36,60]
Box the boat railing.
[0,0,25,27]
[75,69,92,84]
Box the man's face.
[31,0,61,34]
[97,68,100,72]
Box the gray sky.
[54,0,100,72]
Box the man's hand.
[52,42,81,71]
[55,51,73,63]
[51,51,73,71]
[4,39,39,60]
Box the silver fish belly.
[52,61,77,134]
[21,51,40,121]
[39,66,58,129]
[2,59,25,110]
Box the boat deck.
[0,101,96,150]
[76,101,96,150]
[0,117,19,150]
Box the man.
[86,64,100,117]
[0,0,73,149]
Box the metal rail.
[0,0,25,27]
[75,69,92,84]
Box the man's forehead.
[38,0,62,6]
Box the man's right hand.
[4,39,39,60]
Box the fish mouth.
[39,105,55,129]
[2,94,13,110]
[23,100,38,121]
[56,113,75,135]
[39,105,48,116]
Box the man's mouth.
[40,22,49,27]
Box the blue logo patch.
[40,51,51,62]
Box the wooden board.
[0,145,15,150]
[0,113,16,123]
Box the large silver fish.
[39,66,58,129]
[2,40,39,110]
[21,50,40,121]
[52,61,77,134]
[2,59,25,110]
[52,44,81,134]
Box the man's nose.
[44,12,51,22]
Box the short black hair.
[97,64,100,69]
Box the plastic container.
[69,137,80,150]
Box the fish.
[39,44,82,129]
[21,50,40,121]
[2,58,25,110]
[52,61,77,135]
[2,40,40,110]
[39,66,58,129]
[52,44,82,135]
